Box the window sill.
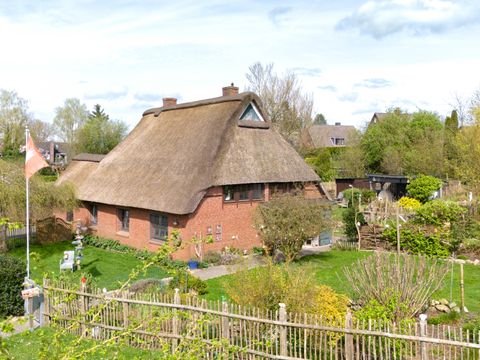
[149,239,166,245]
[116,230,129,238]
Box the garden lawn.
[204,250,480,314]
[8,241,168,290]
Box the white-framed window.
[150,213,168,241]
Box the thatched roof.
[59,92,319,215]
[304,124,356,148]
[73,153,106,162]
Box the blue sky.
[1,0,479,129]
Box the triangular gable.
[238,102,269,129]
[240,103,264,122]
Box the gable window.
[150,213,168,241]
[118,208,129,231]
[66,211,73,222]
[331,137,345,146]
[90,204,98,225]
[240,103,264,122]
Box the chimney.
[222,83,239,97]
[162,97,177,107]
[335,122,341,126]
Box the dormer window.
[240,103,264,122]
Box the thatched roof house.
[60,89,319,215]
[58,85,324,258]
[302,123,356,148]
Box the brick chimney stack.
[163,97,177,107]
[222,83,239,97]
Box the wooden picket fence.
[42,279,480,359]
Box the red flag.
[25,134,48,179]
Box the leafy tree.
[254,193,330,262]
[28,119,54,143]
[406,175,442,203]
[53,98,88,154]
[305,148,337,181]
[245,62,313,148]
[335,130,366,178]
[452,102,480,191]
[361,109,444,176]
[313,113,326,125]
[76,104,127,154]
[0,160,76,222]
[0,90,31,156]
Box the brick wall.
[61,183,323,260]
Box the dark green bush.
[342,207,366,241]
[383,226,449,257]
[0,254,26,318]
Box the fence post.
[172,288,180,349]
[79,279,87,335]
[419,314,428,360]
[279,303,287,357]
[42,279,50,326]
[345,310,354,360]
[221,297,229,340]
[122,291,129,328]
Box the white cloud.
[336,0,480,38]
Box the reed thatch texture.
[60,92,319,214]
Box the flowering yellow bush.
[398,196,421,210]
[314,285,350,321]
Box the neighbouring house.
[37,141,69,166]
[56,85,326,260]
[302,123,356,149]
[370,112,388,125]
[336,174,409,201]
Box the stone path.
[190,244,331,280]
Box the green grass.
[4,327,159,359]
[8,241,168,290]
[205,250,480,314]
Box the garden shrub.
[414,200,466,226]
[382,226,450,257]
[462,238,480,255]
[398,196,421,210]
[168,271,207,295]
[406,175,442,203]
[344,252,448,323]
[223,261,322,314]
[314,285,349,321]
[0,254,26,318]
[203,251,222,265]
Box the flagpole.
[25,127,30,280]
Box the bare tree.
[245,62,314,148]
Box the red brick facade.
[59,183,322,260]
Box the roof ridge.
[142,92,256,117]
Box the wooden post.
[345,310,354,360]
[460,263,465,312]
[396,205,401,254]
[122,291,129,328]
[172,288,180,349]
[80,280,87,335]
[221,298,229,340]
[279,303,287,357]
[419,314,428,360]
[42,279,50,326]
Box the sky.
[1,0,480,130]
